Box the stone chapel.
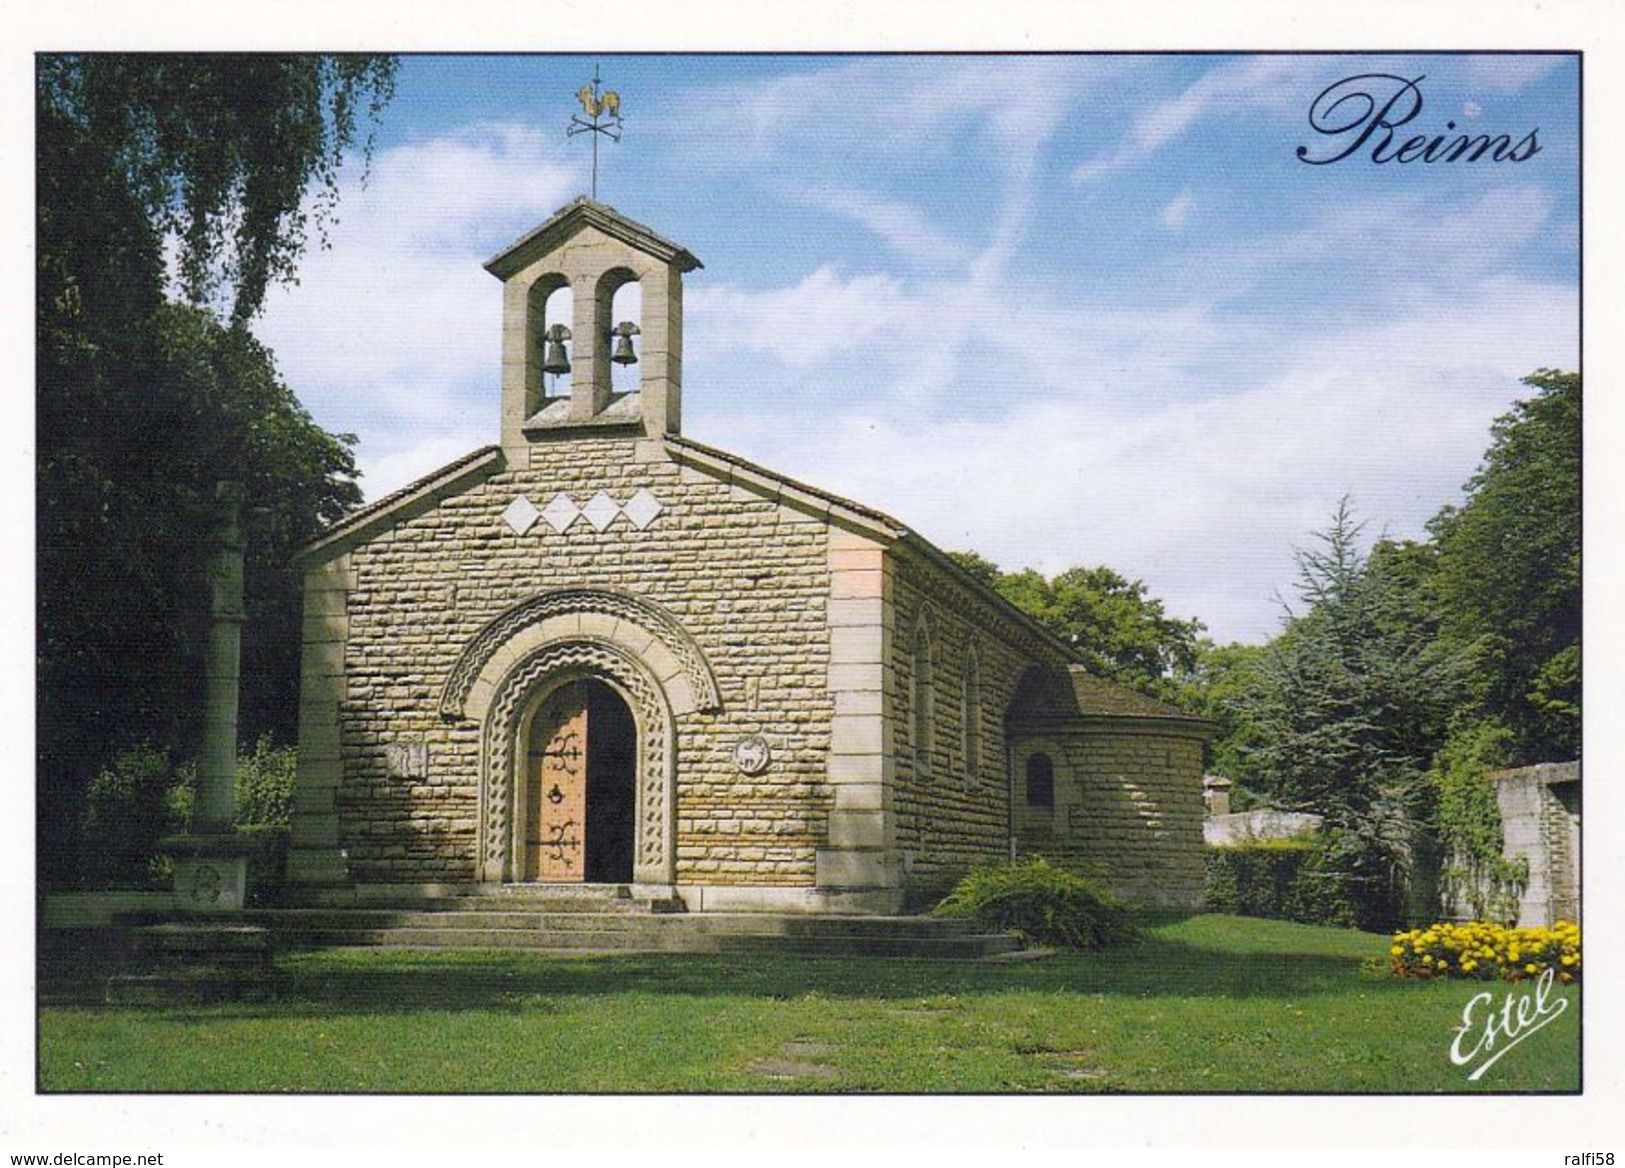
[285,197,1213,915]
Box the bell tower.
[484,197,703,461]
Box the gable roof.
[664,435,1084,665]
[664,434,906,537]
[293,429,1085,665]
[293,445,504,568]
[484,197,704,281]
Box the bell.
[611,320,640,366]
[541,324,571,376]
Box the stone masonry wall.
[1014,730,1207,909]
[1495,762,1580,928]
[318,436,834,887]
[887,552,1066,902]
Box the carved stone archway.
[478,639,673,885]
[439,587,720,722]
[441,590,717,886]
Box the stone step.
[337,886,683,914]
[251,908,986,938]
[255,907,1023,959]
[246,909,674,932]
[285,927,677,952]
[423,896,682,914]
[110,900,1019,957]
[282,925,1021,959]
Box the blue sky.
[254,53,1579,645]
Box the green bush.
[74,738,297,896]
[1431,720,1525,923]
[77,746,191,888]
[232,736,296,906]
[1205,839,1359,928]
[931,857,1137,949]
[234,734,296,829]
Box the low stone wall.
[1497,761,1580,927]
[1439,761,1579,927]
[1204,809,1323,847]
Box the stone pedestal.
[162,832,257,912]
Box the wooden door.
[525,682,589,881]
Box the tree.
[1176,639,1268,784]
[1235,501,1466,928]
[39,54,397,324]
[39,303,362,884]
[37,54,393,885]
[1427,370,1581,762]
[947,552,1204,700]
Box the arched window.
[608,278,642,394]
[1025,752,1055,809]
[962,646,981,789]
[539,282,573,401]
[910,615,934,779]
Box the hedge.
[1204,839,1359,927]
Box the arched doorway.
[522,679,637,883]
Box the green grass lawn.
[37,914,1580,1093]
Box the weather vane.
[567,64,624,200]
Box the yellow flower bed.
[1389,920,1580,983]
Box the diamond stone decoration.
[581,490,620,532]
[622,487,665,531]
[541,492,582,534]
[502,495,540,535]
[512,489,668,537]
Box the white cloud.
[1128,183,1559,318]
[1464,55,1564,95]
[793,185,970,270]
[254,124,579,495]
[687,266,908,369]
[1159,191,1196,231]
[664,55,1098,278]
[667,55,1098,172]
[1072,56,1321,184]
[359,427,495,499]
[695,264,1574,645]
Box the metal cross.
[567,63,624,200]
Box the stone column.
[570,271,611,419]
[164,481,254,911]
[197,481,247,830]
[816,525,902,911]
[285,553,352,893]
[639,263,682,436]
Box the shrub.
[931,857,1137,949]
[1205,837,1360,927]
[234,734,296,829]
[74,738,296,898]
[77,746,191,888]
[1431,720,1526,923]
[1389,920,1580,983]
